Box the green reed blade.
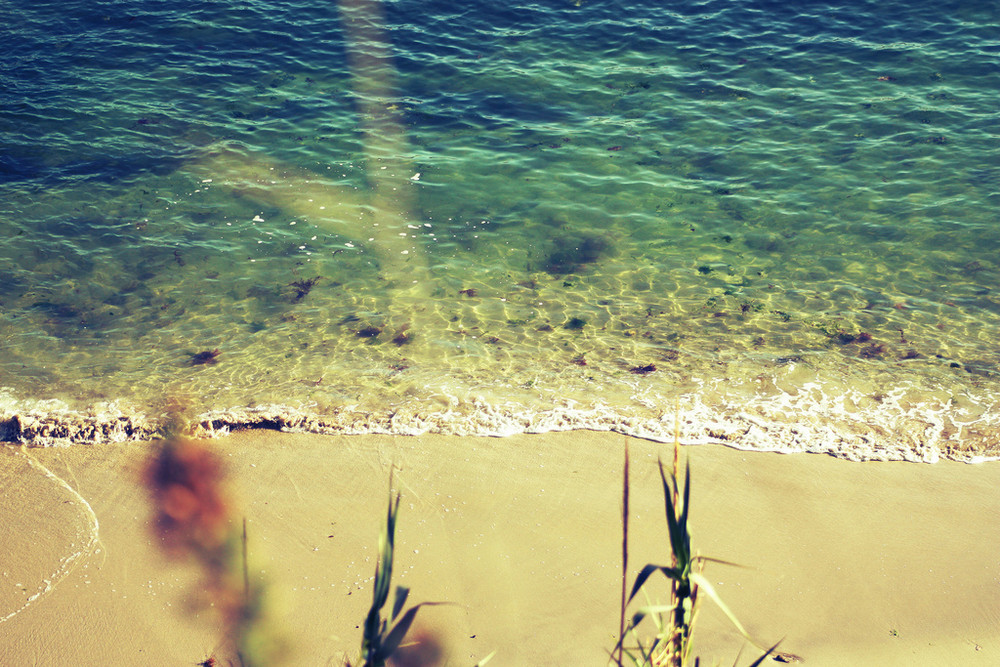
[374,604,420,663]
[658,460,690,568]
[361,478,401,665]
[696,556,747,569]
[628,564,683,605]
[473,650,497,666]
[374,601,452,664]
[745,641,781,667]
[689,572,753,644]
[632,604,677,621]
[679,460,691,539]
[391,586,409,622]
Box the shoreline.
[2,430,999,665]
[3,398,998,463]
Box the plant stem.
[616,442,630,667]
[671,402,682,665]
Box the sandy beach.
[2,430,999,666]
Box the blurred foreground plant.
[612,439,780,667]
[146,431,284,666]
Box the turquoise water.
[2,0,999,459]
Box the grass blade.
[746,641,781,667]
[628,564,682,604]
[391,586,409,622]
[632,604,677,619]
[658,460,689,568]
[679,460,691,541]
[689,571,756,646]
[374,601,452,663]
[374,605,420,662]
[697,556,749,569]
[474,650,497,666]
[361,474,402,665]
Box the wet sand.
[2,430,999,666]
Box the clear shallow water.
[2,0,999,460]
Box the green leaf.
[696,556,747,569]
[374,602,451,663]
[360,479,403,664]
[473,650,497,667]
[375,605,421,662]
[391,586,410,622]
[746,641,781,667]
[628,609,648,630]
[618,616,657,665]
[628,564,682,604]
[633,603,677,619]
[371,491,400,614]
[680,460,691,540]
[689,572,754,644]
[658,460,690,567]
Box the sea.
[2,0,999,461]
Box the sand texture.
[2,430,999,666]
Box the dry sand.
[2,430,999,666]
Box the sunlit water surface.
[3,1,999,460]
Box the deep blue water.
[2,0,999,459]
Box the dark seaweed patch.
[544,235,608,275]
[859,343,886,359]
[190,349,221,365]
[834,331,872,345]
[391,325,412,346]
[286,277,322,302]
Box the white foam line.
[0,450,101,625]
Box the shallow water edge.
[5,1,1000,466]
[3,392,997,464]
